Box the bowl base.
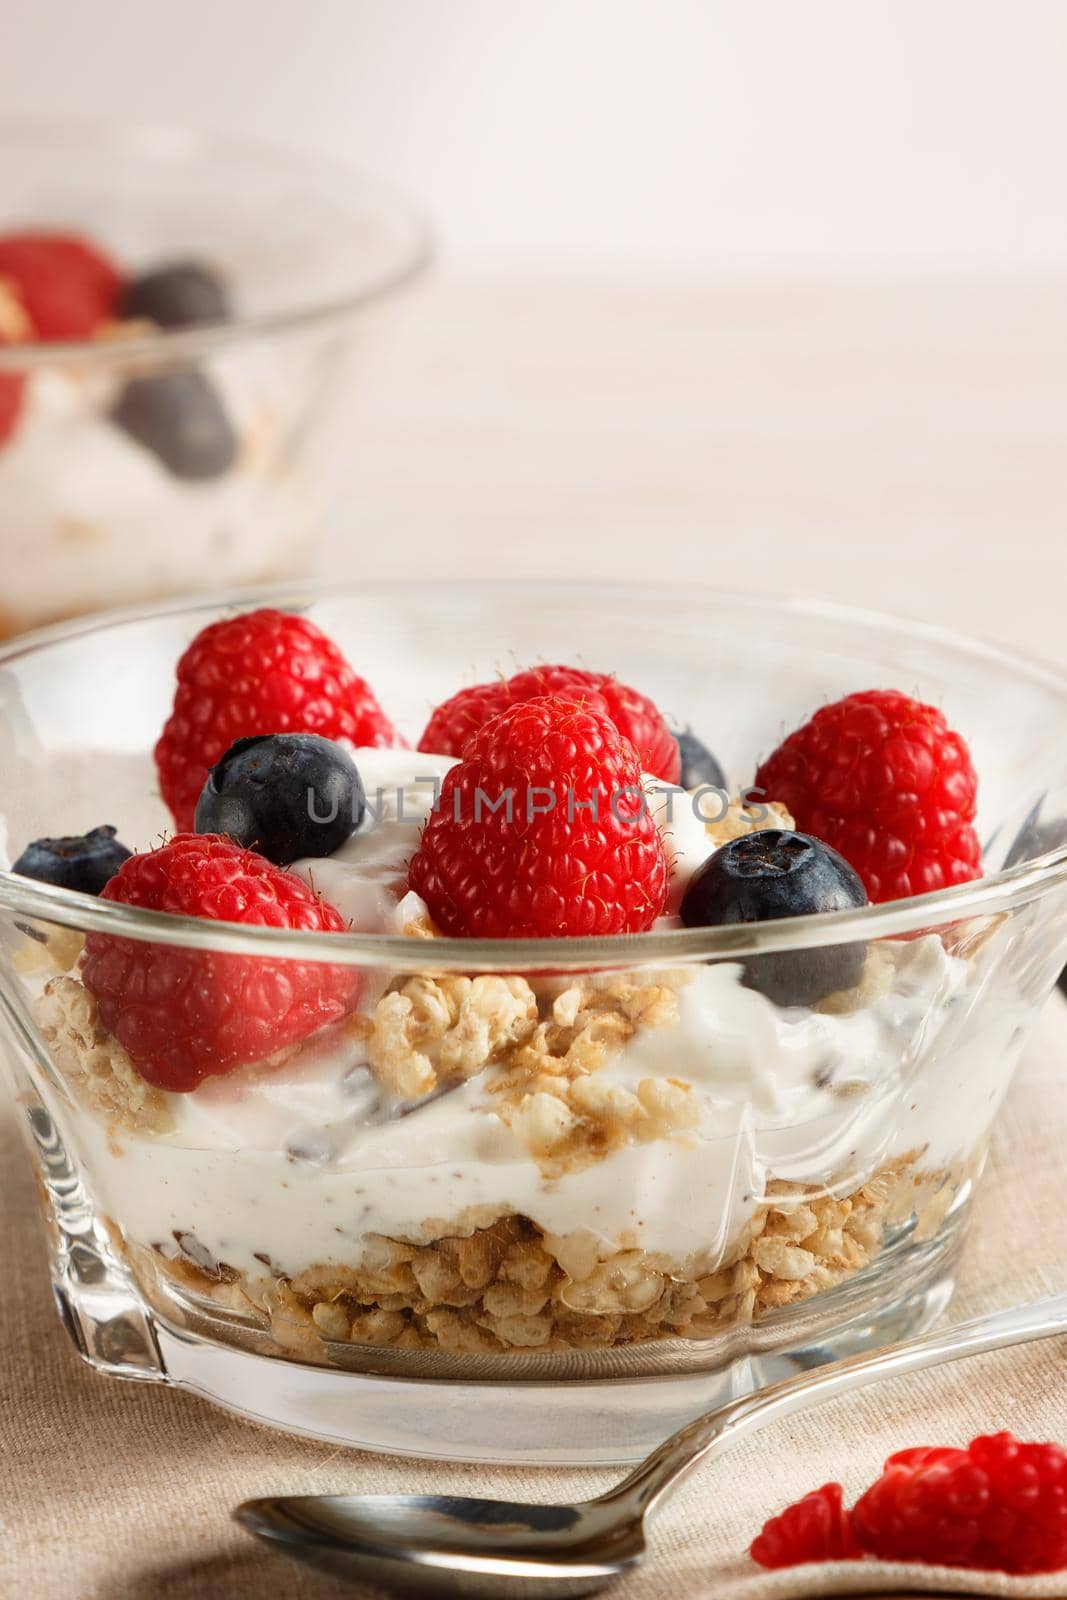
[129,1249,959,1465]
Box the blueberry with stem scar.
[195,733,365,865]
[13,825,132,895]
[680,829,868,1007]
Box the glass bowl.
[0,118,429,639]
[2,581,1067,1466]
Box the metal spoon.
[236,1290,1067,1597]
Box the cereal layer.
[129,1152,964,1360]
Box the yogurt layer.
[61,748,1013,1283]
[71,929,1005,1283]
[289,747,458,935]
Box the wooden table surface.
[328,274,1067,667]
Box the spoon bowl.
[236,1493,643,1597]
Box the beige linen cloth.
[2,1001,1065,1600]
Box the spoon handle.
[599,1290,1067,1521]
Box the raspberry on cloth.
[751,1430,1067,1577]
[750,1482,862,1568]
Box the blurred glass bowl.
[0,117,430,637]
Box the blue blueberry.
[194,734,365,865]
[674,727,727,791]
[121,261,230,329]
[12,825,132,896]
[111,370,237,480]
[679,829,868,1006]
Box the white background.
[3,0,1067,661]
[3,0,1067,275]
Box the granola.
[705,797,795,846]
[38,974,174,1136]
[129,1151,964,1359]
[368,973,538,1099]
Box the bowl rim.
[3,578,1067,973]
[0,114,433,372]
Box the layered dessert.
[11,608,1007,1363]
[0,233,306,637]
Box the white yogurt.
[289,748,457,933]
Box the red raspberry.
[420,678,512,759]
[750,1482,862,1569]
[0,362,25,446]
[754,689,981,902]
[82,834,359,1092]
[853,1432,1067,1574]
[155,608,403,831]
[409,694,669,938]
[420,664,681,784]
[0,231,123,340]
